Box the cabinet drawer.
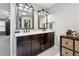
[62,48,73,56]
[75,40,79,52]
[62,38,73,50]
[75,52,79,56]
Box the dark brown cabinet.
[40,34,46,52]
[32,35,40,56]
[46,33,54,49]
[17,36,31,56]
[17,32,54,56]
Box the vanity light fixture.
[38,9,48,16]
[18,3,24,9]
[16,3,34,15]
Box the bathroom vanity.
[15,3,54,56]
[16,32,54,56]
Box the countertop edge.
[15,31,54,37]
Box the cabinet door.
[45,34,50,49]
[40,34,46,52]
[17,36,31,56]
[32,35,40,56]
[46,33,54,49]
[50,33,54,46]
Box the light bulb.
[38,12,41,15]
[19,6,23,9]
[28,9,32,12]
[19,3,23,7]
[41,13,43,15]
[25,5,29,8]
[24,8,27,11]
[21,12,27,15]
[41,11,43,13]
[30,6,33,10]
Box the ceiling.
[0,3,10,11]
[0,3,10,16]
[33,3,56,10]
[0,3,56,13]
[0,3,56,16]
[0,3,56,11]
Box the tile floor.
[37,45,60,56]
[13,45,59,56]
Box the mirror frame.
[38,14,48,29]
[16,3,34,30]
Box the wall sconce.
[38,9,48,16]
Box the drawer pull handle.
[65,52,68,54]
[65,42,68,44]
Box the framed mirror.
[16,3,34,30]
[38,9,48,29]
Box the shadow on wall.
[53,32,60,56]
[54,32,59,46]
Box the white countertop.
[15,30,54,37]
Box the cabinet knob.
[65,52,68,54]
[65,42,68,44]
